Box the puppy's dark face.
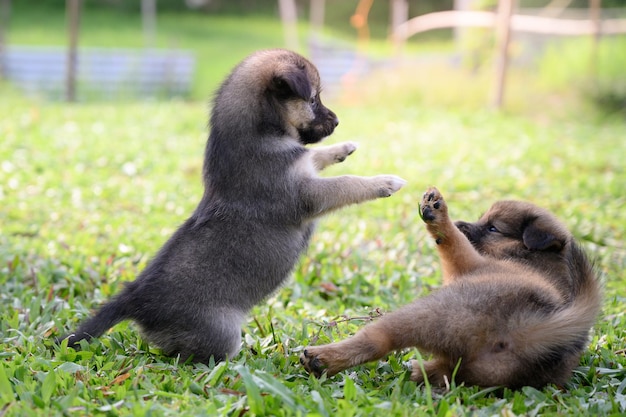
[266,52,339,144]
[455,201,570,259]
[215,50,338,144]
[287,91,338,145]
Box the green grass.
[538,37,626,115]
[1,80,625,415]
[2,4,626,416]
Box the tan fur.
[300,187,601,389]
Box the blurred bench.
[3,46,195,100]
[309,40,369,87]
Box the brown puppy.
[300,187,601,389]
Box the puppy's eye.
[488,225,499,233]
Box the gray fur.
[60,49,405,362]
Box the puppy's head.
[266,51,339,144]
[213,49,338,144]
[455,201,571,259]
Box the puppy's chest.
[289,150,317,179]
[248,148,316,196]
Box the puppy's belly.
[200,220,316,303]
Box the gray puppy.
[60,49,406,363]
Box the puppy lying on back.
[301,187,601,389]
[59,49,406,362]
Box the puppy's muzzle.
[455,221,477,244]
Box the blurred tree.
[9,0,626,11]
[66,0,80,102]
[141,0,156,48]
[0,0,9,79]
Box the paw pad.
[419,187,446,223]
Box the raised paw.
[311,142,358,171]
[374,175,407,198]
[419,187,448,224]
[334,141,358,163]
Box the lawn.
[2,4,626,417]
[2,84,625,415]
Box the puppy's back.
[497,241,601,387]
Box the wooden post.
[66,0,81,102]
[491,0,514,109]
[589,0,601,43]
[142,0,157,49]
[351,0,373,50]
[0,0,10,79]
[589,0,601,74]
[278,0,299,51]
[310,0,325,42]
[390,0,409,52]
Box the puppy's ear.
[270,66,312,100]
[522,218,564,251]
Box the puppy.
[300,187,601,389]
[59,49,406,362]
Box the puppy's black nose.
[455,221,475,241]
[455,221,470,232]
[326,109,339,128]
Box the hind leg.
[420,187,486,283]
[300,292,475,378]
[143,308,245,363]
[178,326,242,363]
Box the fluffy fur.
[300,187,601,389]
[59,49,405,362]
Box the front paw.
[334,141,358,163]
[300,347,329,378]
[419,187,448,224]
[374,175,407,198]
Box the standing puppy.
[60,49,406,363]
[301,187,601,389]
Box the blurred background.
[1,0,625,115]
